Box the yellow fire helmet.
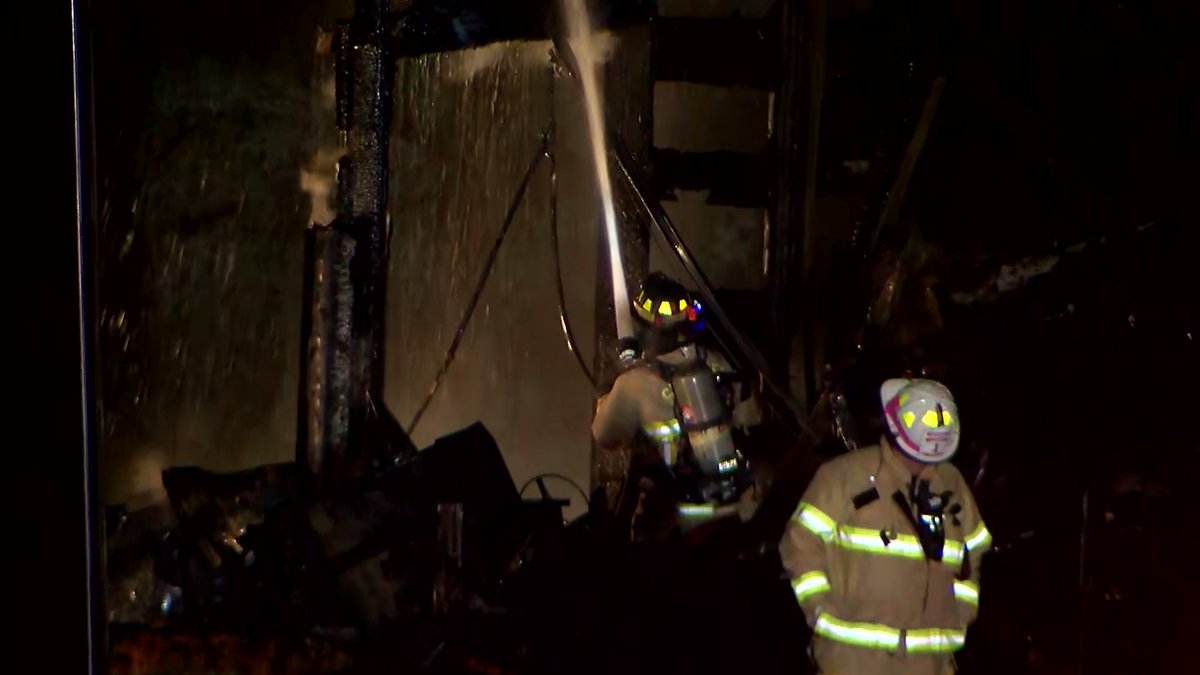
[633,272,699,330]
[881,378,961,463]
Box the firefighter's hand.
[616,336,640,367]
[594,337,641,396]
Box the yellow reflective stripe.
[792,499,969,562]
[905,628,966,654]
[791,571,831,603]
[793,505,970,566]
[643,419,681,439]
[942,542,965,565]
[838,526,965,566]
[794,503,837,541]
[965,521,993,552]
[953,579,979,607]
[815,611,966,654]
[837,525,923,559]
[679,503,714,518]
[814,613,901,651]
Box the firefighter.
[780,378,991,675]
[591,272,761,541]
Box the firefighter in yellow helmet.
[780,378,991,675]
[592,272,761,540]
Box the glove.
[595,337,643,397]
[616,336,640,367]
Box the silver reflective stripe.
[906,628,967,654]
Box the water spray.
[561,0,635,343]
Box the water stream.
[562,0,634,340]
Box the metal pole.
[70,0,104,670]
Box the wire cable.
[406,133,548,436]
[547,137,596,387]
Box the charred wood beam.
[652,17,779,90]
[864,77,945,263]
[347,0,392,405]
[862,77,944,331]
[298,0,397,487]
[388,0,655,58]
[299,221,358,484]
[651,148,771,208]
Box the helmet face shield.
[881,378,960,463]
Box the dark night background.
[13,0,93,671]
[10,0,1200,672]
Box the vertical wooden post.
[297,0,393,486]
[771,0,827,409]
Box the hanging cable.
[549,154,596,386]
[546,93,596,387]
[406,132,549,436]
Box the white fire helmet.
[880,378,960,464]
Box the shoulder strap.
[650,358,675,382]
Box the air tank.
[670,361,739,481]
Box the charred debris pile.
[104,422,604,673]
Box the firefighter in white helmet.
[780,378,991,675]
[592,272,762,540]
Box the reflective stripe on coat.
[780,440,991,675]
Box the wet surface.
[93,1,654,521]
[93,0,353,509]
